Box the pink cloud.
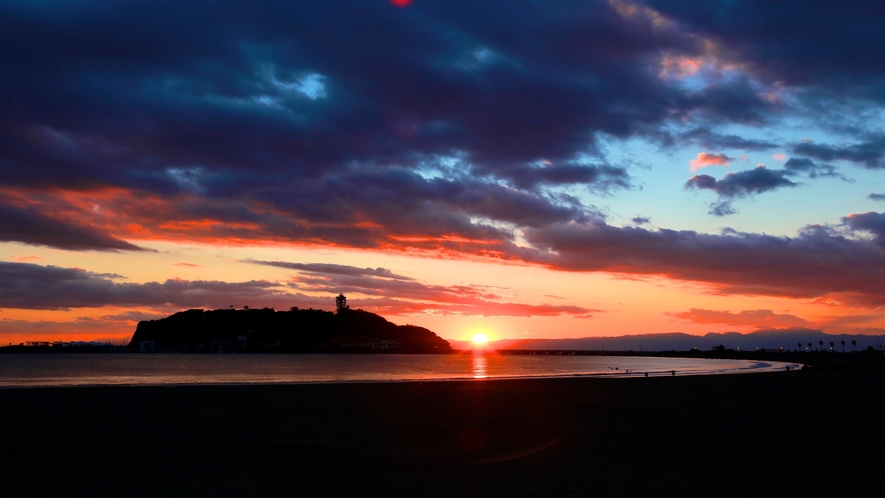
[689,152,734,172]
[659,55,704,79]
[666,308,812,328]
[12,254,44,262]
[173,262,203,268]
[772,153,787,161]
[667,308,885,335]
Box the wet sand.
[2,367,883,496]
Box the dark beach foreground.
[2,365,884,497]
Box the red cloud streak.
[3,188,884,308]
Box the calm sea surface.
[0,353,796,388]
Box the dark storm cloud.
[323,167,593,228]
[0,0,878,244]
[0,0,646,194]
[685,166,797,216]
[0,0,795,204]
[792,135,885,170]
[842,212,885,246]
[1,0,880,190]
[645,0,885,95]
[104,166,597,251]
[0,200,146,252]
[870,193,885,201]
[522,219,885,306]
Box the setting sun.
[471,333,489,344]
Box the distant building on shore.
[367,340,401,351]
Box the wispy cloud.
[0,261,596,318]
[248,259,597,317]
[11,254,44,262]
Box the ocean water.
[0,353,796,388]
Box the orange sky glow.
[2,1,883,346]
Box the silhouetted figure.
[671,370,675,376]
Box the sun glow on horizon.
[471,333,489,345]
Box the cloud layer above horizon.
[1,0,883,336]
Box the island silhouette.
[129,294,452,353]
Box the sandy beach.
[3,365,883,497]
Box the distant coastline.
[452,328,885,353]
[4,296,883,358]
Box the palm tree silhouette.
[841,340,845,352]
[807,342,812,351]
[797,342,802,351]
[829,341,834,352]
[852,339,857,352]
[819,340,824,351]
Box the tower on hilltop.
[335,293,348,311]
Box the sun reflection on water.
[472,352,487,379]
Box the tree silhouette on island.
[129,294,452,353]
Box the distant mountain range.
[450,328,885,352]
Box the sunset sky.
[2,0,883,344]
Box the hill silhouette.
[129,305,452,353]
